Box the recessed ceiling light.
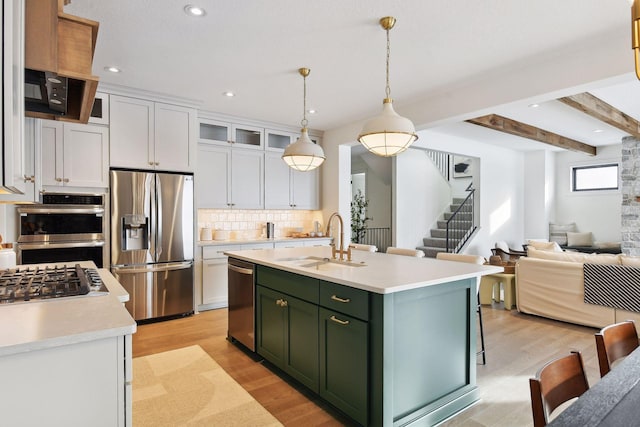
[593,129,604,133]
[104,66,121,73]
[223,91,235,97]
[528,103,540,108]
[184,5,206,17]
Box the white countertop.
[0,262,136,357]
[199,236,332,246]
[225,246,502,294]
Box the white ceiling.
[66,0,640,151]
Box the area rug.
[133,345,283,426]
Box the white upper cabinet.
[265,129,294,152]
[40,120,109,188]
[154,103,195,171]
[196,144,263,209]
[110,95,196,172]
[264,151,319,210]
[199,118,263,150]
[109,96,153,169]
[88,92,109,125]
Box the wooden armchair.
[491,247,526,262]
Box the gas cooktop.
[0,264,108,304]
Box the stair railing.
[425,149,450,181]
[445,184,477,253]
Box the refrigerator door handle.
[155,175,163,260]
[147,172,157,262]
[112,261,193,274]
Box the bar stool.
[350,243,378,252]
[436,252,487,364]
[386,247,425,257]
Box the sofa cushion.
[527,247,621,265]
[567,231,593,247]
[549,222,577,245]
[621,255,640,267]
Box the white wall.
[553,144,622,243]
[394,149,451,249]
[414,130,525,258]
[351,154,391,229]
[524,150,555,241]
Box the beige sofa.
[516,248,640,328]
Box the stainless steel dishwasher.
[227,258,256,351]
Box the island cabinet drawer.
[256,266,319,304]
[320,281,369,321]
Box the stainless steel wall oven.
[17,193,107,267]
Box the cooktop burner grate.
[0,264,107,304]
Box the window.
[571,163,619,192]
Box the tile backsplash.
[198,209,325,240]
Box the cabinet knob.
[63,178,69,183]
[23,175,35,183]
[276,299,288,307]
[155,162,160,166]
[55,178,62,182]
[148,161,154,166]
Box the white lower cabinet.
[201,245,234,309]
[40,120,109,188]
[198,240,329,311]
[0,335,131,426]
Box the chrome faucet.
[325,212,351,261]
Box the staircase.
[417,197,475,258]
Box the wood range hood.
[24,0,99,124]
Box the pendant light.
[358,16,418,157]
[282,68,325,172]
[632,0,640,80]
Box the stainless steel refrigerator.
[110,169,194,321]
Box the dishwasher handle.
[228,264,254,275]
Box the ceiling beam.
[465,114,597,156]
[558,92,640,139]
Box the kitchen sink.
[276,256,365,269]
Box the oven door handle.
[111,261,193,274]
[18,207,105,215]
[17,241,105,250]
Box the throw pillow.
[549,222,577,246]
[526,240,563,252]
[566,231,593,247]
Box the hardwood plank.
[466,114,597,156]
[133,305,604,427]
[558,92,640,139]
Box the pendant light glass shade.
[359,98,417,156]
[282,128,325,171]
[358,16,418,156]
[282,68,325,171]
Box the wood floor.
[133,304,603,427]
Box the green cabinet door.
[319,308,368,426]
[256,285,287,369]
[285,295,319,392]
[256,285,320,392]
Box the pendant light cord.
[301,73,308,128]
[385,27,391,99]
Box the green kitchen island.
[225,246,501,427]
